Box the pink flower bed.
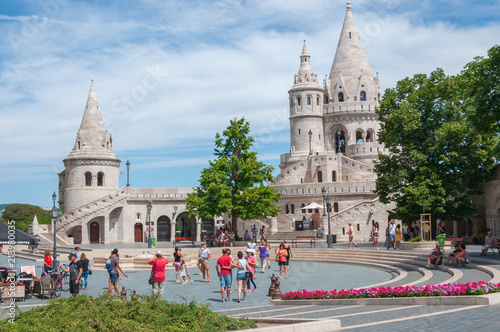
[282,282,500,300]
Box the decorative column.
[196,220,202,242]
[81,221,89,244]
[103,215,110,244]
[170,219,176,243]
[270,216,278,235]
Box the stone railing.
[272,180,376,196]
[340,154,374,174]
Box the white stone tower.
[58,81,121,213]
[289,41,325,157]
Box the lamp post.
[308,129,313,155]
[147,202,153,248]
[51,192,59,270]
[126,160,130,187]
[172,204,178,220]
[337,127,342,153]
[326,194,332,248]
[321,187,326,217]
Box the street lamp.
[337,127,342,153]
[172,204,178,220]
[126,160,130,187]
[308,129,313,155]
[321,187,326,217]
[51,192,59,270]
[147,202,153,248]
[326,194,332,248]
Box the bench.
[292,236,316,248]
[487,246,500,255]
[173,237,195,248]
[437,238,463,252]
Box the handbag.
[79,278,84,286]
[275,254,280,262]
[89,266,93,275]
[148,259,156,285]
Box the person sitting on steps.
[426,245,443,269]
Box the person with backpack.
[58,253,82,296]
[108,248,127,296]
[148,250,169,297]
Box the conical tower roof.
[65,81,119,162]
[329,2,375,95]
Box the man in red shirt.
[148,250,169,298]
[216,248,233,302]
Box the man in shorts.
[216,248,233,302]
[347,222,358,248]
[199,243,211,282]
[58,253,82,296]
[426,245,443,269]
[388,219,396,250]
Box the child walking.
[180,259,193,284]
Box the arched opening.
[202,219,215,239]
[301,203,305,210]
[335,128,346,153]
[291,204,295,214]
[78,141,81,150]
[285,204,290,214]
[176,212,196,239]
[85,172,92,186]
[67,226,82,245]
[333,202,339,213]
[97,172,104,186]
[317,96,320,105]
[366,129,374,143]
[338,92,344,102]
[332,171,337,182]
[360,91,366,101]
[89,221,100,244]
[307,96,311,105]
[297,96,301,106]
[356,131,363,144]
[318,171,323,183]
[134,223,143,242]
[157,216,171,242]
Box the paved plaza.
[2,243,500,330]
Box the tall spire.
[298,40,313,77]
[329,1,375,94]
[65,81,119,161]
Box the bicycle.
[50,265,70,298]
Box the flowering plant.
[282,282,500,300]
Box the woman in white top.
[371,221,380,250]
[247,238,257,254]
[230,251,248,303]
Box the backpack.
[105,258,112,272]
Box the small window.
[342,227,345,235]
[319,134,321,140]
[338,92,344,102]
[78,141,81,150]
[357,224,360,231]
[291,204,295,214]
[318,171,323,183]
[334,202,339,212]
[285,205,289,214]
[97,172,104,186]
[332,171,337,182]
[317,96,320,105]
[360,91,366,101]
[299,129,301,135]
[307,96,311,105]
[301,203,305,209]
[85,172,92,186]
[297,97,301,106]
[137,213,141,219]
[349,32,351,39]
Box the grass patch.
[0,294,256,331]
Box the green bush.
[408,236,421,243]
[0,295,257,332]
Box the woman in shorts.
[230,251,248,303]
[173,248,183,283]
[275,244,289,278]
[371,222,380,250]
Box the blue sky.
[0,0,499,207]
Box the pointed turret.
[328,1,379,100]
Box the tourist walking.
[396,224,402,249]
[71,246,81,260]
[371,222,379,250]
[247,238,257,254]
[216,248,233,302]
[231,251,248,303]
[264,239,272,269]
[148,250,169,297]
[58,253,82,297]
[276,244,289,278]
[33,235,40,254]
[179,259,193,284]
[173,248,183,283]
[257,241,268,273]
[80,253,90,290]
[260,226,266,242]
[43,249,52,274]
[347,222,358,248]
[251,225,258,242]
[387,219,396,250]
[199,242,211,282]
[402,222,409,241]
[283,240,292,269]
[108,248,127,296]
[245,250,257,292]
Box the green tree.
[2,204,52,233]
[186,118,281,235]
[375,51,500,223]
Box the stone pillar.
[452,220,457,238]
[81,221,89,244]
[196,220,202,242]
[270,216,278,235]
[103,215,110,244]
[170,219,176,243]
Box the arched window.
[318,171,323,183]
[356,131,363,144]
[297,97,301,106]
[290,98,293,108]
[332,171,337,182]
[317,96,320,105]
[307,96,311,105]
[97,172,104,186]
[85,172,92,186]
[285,205,289,214]
[338,92,344,102]
[360,91,366,101]
[301,203,305,209]
[378,93,381,101]
[333,202,339,212]
[291,204,295,214]
[136,213,141,220]
[78,141,81,150]
[366,130,373,143]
